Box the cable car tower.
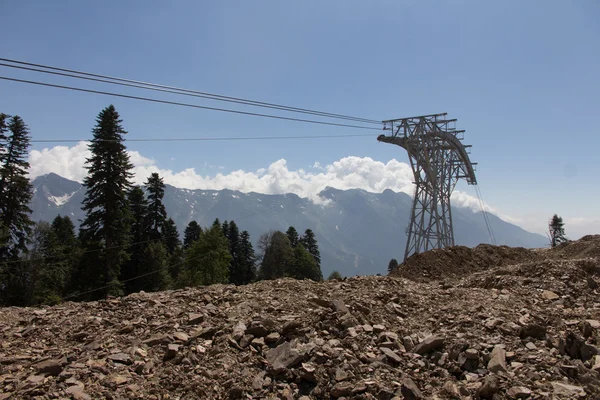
[378,113,478,262]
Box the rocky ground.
[1,236,600,399]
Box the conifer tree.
[0,115,34,305]
[239,230,257,284]
[227,220,244,285]
[138,241,171,292]
[145,173,167,241]
[549,214,567,247]
[79,105,133,298]
[286,226,299,248]
[163,218,181,255]
[222,220,230,240]
[50,215,81,299]
[299,229,321,269]
[183,221,202,249]
[122,186,148,294]
[0,115,34,261]
[28,222,67,305]
[387,258,399,275]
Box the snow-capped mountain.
[29,173,547,278]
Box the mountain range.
[29,173,547,278]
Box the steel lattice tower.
[377,113,478,262]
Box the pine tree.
[286,226,299,248]
[122,186,149,294]
[0,115,34,261]
[299,229,321,269]
[51,215,81,300]
[387,258,399,274]
[222,220,230,240]
[549,214,567,248]
[183,221,202,249]
[163,218,181,255]
[212,218,221,229]
[227,220,244,285]
[79,105,133,298]
[145,173,167,241]
[0,115,34,306]
[239,230,257,284]
[138,242,171,292]
[178,223,231,287]
[259,231,294,280]
[28,221,68,305]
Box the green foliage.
[299,229,321,269]
[286,226,299,248]
[163,218,181,255]
[145,173,167,240]
[138,242,171,292]
[167,245,185,282]
[0,115,34,261]
[178,224,231,287]
[0,114,34,305]
[79,105,133,299]
[239,230,257,284]
[122,186,149,294]
[387,258,399,274]
[183,221,202,249]
[328,270,343,280]
[549,214,567,248]
[290,244,322,281]
[258,231,294,280]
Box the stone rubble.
[0,235,600,398]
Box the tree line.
[0,105,324,307]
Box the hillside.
[29,173,547,278]
[1,236,599,399]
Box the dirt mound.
[548,235,600,260]
[393,235,600,283]
[392,244,538,282]
[2,265,600,398]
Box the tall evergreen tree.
[212,218,221,230]
[0,115,34,306]
[184,221,202,249]
[239,230,256,284]
[79,105,133,298]
[138,242,171,292]
[145,173,167,241]
[222,220,230,240]
[387,258,399,275]
[51,215,81,299]
[122,186,149,294]
[286,226,299,248]
[0,115,34,261]
[227,220,244,285]
[28,221,71,305]
[299,229,321,269]
[549,214,567,248]
[163,218,181,255]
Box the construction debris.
[1,235,600,398]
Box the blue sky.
[1,0,599,238]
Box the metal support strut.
[377,113,478,262]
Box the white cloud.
[28,141,417,203]
[30,142,599,238]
